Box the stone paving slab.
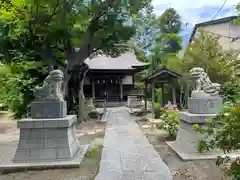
[95,107,172,180]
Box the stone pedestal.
[188,96,223,114]
[167,96,224,160]
[3,70,89,172]
[31,100,67,119]
[13,115,80,163]
[171,112,218,154]
[127,96,138,108]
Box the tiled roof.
[85,52,149,70]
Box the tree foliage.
[0,0,152,118]
[150,7,182,69]
[181,31,236,83]
[0,60,47,118]
[131,3,156,62]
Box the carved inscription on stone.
[204,100,214,113]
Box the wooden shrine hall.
[83,52,149,101]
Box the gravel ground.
[0,118,105,180]
[137,120,229,180]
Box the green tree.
[151,8,182,69]
[181,31,236,83]
[0,0,152,119]
[131,3,156,62]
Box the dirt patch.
[137,120,229,180]
[0,121,106,180]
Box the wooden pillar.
[132,75,135,88]
[120,78,123,100]
[92,79,95,99]
[172,83,176,105]
[151,79,156,115]
[144,81,148,114]
[161,83,164,106]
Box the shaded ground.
[0,116,105,180]
[136,119,229,180]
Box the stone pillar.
[92,79,95,99]
[120,78,123,100]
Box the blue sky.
[152,0,239,45]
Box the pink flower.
[164,101,172,108]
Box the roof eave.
[188,16,237,43]
[141,68,181,82]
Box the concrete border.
[167,141,240,161]
[0,144,89,173]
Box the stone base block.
[0,144,89,173]
[13,115,80,163]
[179,111,217,123]
[31,100,67,119]
[169,116,240,160]
[188,96,223,114]
[167,141,240,160]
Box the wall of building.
[194,22,240,51]
[122,75,133,85]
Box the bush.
[0,61,47,119]
[221,81,240,103]
[193,102,240,179]
[160,108,179,136]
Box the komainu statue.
[189,67,221,96]
[34,70,64,101]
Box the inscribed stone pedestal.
[31,100,67,119]
[167,67,224,160]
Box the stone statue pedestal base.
[171,112,217,155]
[167,111,240,160]
[31,100,67,119]
[188,96,223,114]
[13,115,80,163]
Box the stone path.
[95,107,172,180]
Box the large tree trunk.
[78,66,88,123]
[66,62,89,122]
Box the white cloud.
[152,0,239,25]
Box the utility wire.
[189,1,240,43]
[211,0,227,20]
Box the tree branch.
[68,0,116,68]
[44,0,60,27]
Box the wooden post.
[172,83,176,105]
[92,79,95,99]
[144,81,147,114]
[120,78,123,100]
[161,83,164,106]
[151,79,156,115]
